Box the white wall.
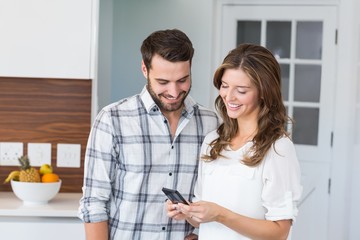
[330,0,359,239]
[348,0,360,238]
[97,0,113,110]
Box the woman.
[167,43,302,240]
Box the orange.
[41,173,60,183]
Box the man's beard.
[147,80,191,112]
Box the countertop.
[0,192,82,217]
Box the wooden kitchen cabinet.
[0,0,97,79]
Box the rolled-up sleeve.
[78,109,115,223]
[262,137,303,221]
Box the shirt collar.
[140,85,197,117]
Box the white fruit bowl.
[10,179,62,205]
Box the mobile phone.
[162,187,189,205]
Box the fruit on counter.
[18,155,41,182]
[39,163,53,175]
[3,156,61,184]
[41,173,60,183]
[3,170,20,183]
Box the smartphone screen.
[162,187,189,205]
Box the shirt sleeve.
[261,137,303,221]
[78,108,116,223]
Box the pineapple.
[18,156,41,182]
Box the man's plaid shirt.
[79,87,219,239]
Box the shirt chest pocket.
[117,145,152,173]
[118,144,172,173]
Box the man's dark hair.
[141,29,194,72]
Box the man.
[78,29,219,240]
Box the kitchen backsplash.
[0,77,91,193]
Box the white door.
[217,4,337,239]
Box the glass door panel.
[236,19,324,146]
[280,64,290,101]
[293,107,319,145]
[266,21,291,58]
[236,21,261,45]
[294,64,321,102]
[296,22,323,60]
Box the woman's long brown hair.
[203,44,291,166]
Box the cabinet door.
[0,0,94,79]
[218,5,337,240]
[0,216,85,240]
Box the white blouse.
[194,130,303,240]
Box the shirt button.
[169,172,172,176]
[164,119,167,123]
[171,146,174,149]
[162,227,166,231]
